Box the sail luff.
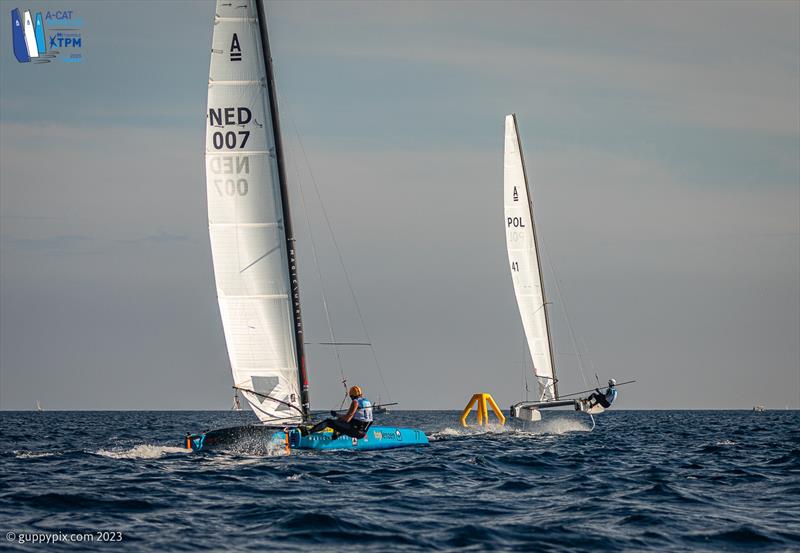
[255,0,310,420]
[503,114,558,401]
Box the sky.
[0,0,798,411]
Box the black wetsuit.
[588,387,616,408]
[308,398,373,439]
[308,417,369,439]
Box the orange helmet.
[348,385,362,398]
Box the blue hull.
[282,426,428,450]
[185,425,428,452]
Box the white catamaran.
[503,114,621,423]
[185,0,427,451]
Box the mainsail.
[205,0,307,424]
[503,114,558,401]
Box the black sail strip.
[254,0,310,420]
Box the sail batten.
[503,114,558,401]
[205,0,304,424]
[207,80,265,88]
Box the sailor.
[307,386,373,440]
[587,379,618,408]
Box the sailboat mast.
[255,0,310,420]
[513,114,559,400]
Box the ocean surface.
[1,410,798,551]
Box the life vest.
[353,397,373,422]
[606,387,618,405]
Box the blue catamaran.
[186,0,427,452]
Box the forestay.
[503,114,558,401]
[205,0,302,424]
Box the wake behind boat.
[185,0,427,452]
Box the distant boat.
[36,401,44,412]
[753,405,765,412]
[231,393,242,411]
[373,396,394,414]
[503,114,623,423]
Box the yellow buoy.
[461,393,506,427]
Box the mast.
[255,0,310,419]
[513,114,559,399]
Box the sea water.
[1,410,798,551]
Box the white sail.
[23,11,39,58]
[205,0,302,424]
[504,114,557,401]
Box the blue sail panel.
[34,12,45,53]
[11,9,30,62]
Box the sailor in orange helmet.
[306,385,373,440]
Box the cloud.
[1,232,193,260]
[3,234,95,254]
[271,1,799,136]
[113,232,191,245]
[1,1,797,410]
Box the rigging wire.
[539,238,590,387]
[522,329,529,403]
[284,124,348,406]
[579,332,600,382]
[279,95,393,404]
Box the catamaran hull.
[510,398,609,423]
[185,425,429,452]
